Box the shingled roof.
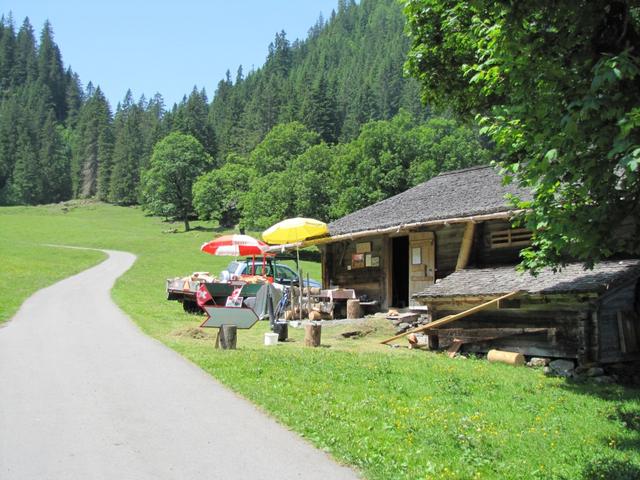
[328,165,532,236]
[414,260,640,298]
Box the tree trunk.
[183,212,190,232]
[346,299,362,319]
[304,324,322,347]
[218,325,237,349]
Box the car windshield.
[274,264,297,281]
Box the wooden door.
[408,232,435,303]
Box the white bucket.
[264,332,279,346]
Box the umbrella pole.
[297,246,303,321]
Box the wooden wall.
[431,220,529,278]
[325,236,386,304]
[321,219,533,311]
[476,220,527,266]
[597,281,640,362]
[427,299,591,359]
[417,282,640,362]
[433,224,465,278]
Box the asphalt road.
[0,250,359,480]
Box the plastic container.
[264,332,279,346]
[273,321,289,341]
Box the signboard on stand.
[200,306,259,329]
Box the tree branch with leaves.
[404,0,640,270]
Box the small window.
[490,228,532,249]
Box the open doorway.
[391,236,409,307]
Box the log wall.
[597,281,640,362]
[433,309,586,358]
[433,224,465,278]
[326,236,386,304]
[477,220,527,266]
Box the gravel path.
[0,249,359,480]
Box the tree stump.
[304,324,322,347]
[218,325,237,350]
[346,299,362,319]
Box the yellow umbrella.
[262,217,328,245]
[262,217,328,321]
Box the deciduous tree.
[404,0,640,269]
[141,132,212,231]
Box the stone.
[593,375,616,385]
[586,367,605,377]
[528,357,549,368]
[575,362,600,375]
[395,323,411,334]
[549,359,575,376]
[543,366,552,375]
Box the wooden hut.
[313,166,640,362]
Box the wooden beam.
[447,340,463,358]
[380,291,522,345]
[432,327,548,344]
[296,210,528,248]
[455,222,475,271]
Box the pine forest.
[0,0,491,229]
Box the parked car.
[220,259,322,288]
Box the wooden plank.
[447,340,463,358]
[380,291,522,344]
[455,222,475,271]
[433,327,548,344]
[617,311,627,354]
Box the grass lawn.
[2,202,639,480]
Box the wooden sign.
[356,242,372,253]
[200,306,259,329]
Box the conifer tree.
[39,109,71,202]
[37,21,66,121]
[173,87,216,159]
[10,128,41,205]
[302,76,338,143]
[72,85,112,198]
[0,93,20,201]
[108,90,144,204]
[13,18,37,85]
[0,15,16,91]
[65,68,83,128]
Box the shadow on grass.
[580,457,640,480]
[556,380,640,475]
[185,225,229,234]
[558,377,640,402]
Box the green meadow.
[2,202,639,480]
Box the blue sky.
[3,1,340,107]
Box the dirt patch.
[172,326,213,340]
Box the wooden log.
[309,311,332,321]
[455,222,475,271]
[431,327,549,344]
[218,325,237,350]
[304,324,322,347]
[381,291,522,344]
[487,349,525,366]
[346,299,362,319]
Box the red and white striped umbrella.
[200,234,268,256]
